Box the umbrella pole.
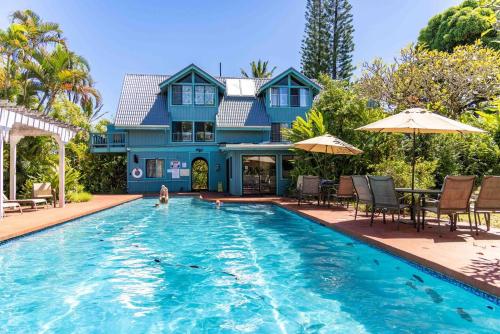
[411,129,416,190]
[411,129,416,223]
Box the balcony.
[90,132,127,153]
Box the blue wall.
[216,130,270,144]
[127,146,226,193]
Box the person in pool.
[159,185,169,204]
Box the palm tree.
[10,9,63,48]
[25,45,99,113]
[240,60,276,78]
[0,23,28,99]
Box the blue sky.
[1,0,459,119]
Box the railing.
[90,132,127,151]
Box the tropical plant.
[240,60,276,78]
[418,0,498,51]
[283,75,392,181]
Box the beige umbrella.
[356,107,485,189]
[293,134,363,155]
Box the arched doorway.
[191,158,208,191]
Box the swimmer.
[159,185,169,204]
[215,199,223,209]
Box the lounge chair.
[33,183,53,205]
[367,176,408,228]
[2,194,47,211]
[2,201,22,215]
[330,176,355,208]
[473,176,500,233]
[418,176,475,236]
[297,175,320,206]
[352,175,373,221]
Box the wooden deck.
[201,193,500,298]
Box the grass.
[67,191,92,203]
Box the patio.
[201,193,500,298]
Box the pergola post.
[56,137,65,208]
[0,129,4,219]
[9,135,22,200]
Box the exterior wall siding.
[127,146,227,193]
[128,129,168,146]
[266,106,310,124]
[216,130,270,144]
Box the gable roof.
[115,74,170,127]
[158,64,226,92]
[216,96,270,128]
[257,67,322,94]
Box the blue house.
[90,64,321,195]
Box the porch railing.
[90,132,127,151]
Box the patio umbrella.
[293,133,363,179]
[293,133,363,155]
[355,107,485,189]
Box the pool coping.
[200,196,500,303]
[0,195,143,244]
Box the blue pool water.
[0,197,498,333]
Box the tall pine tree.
[301,0,355,80]
[301,0,330,79]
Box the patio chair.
[367,176,409,228]
[297,175,321,206]
[418,176,475,236]
[33,183,53,205]
[473,176,500,233]
[330,176,355,208]
[2,194,48,211]
[2,201,22,216]
[352,175,373,221]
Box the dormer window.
[269,74,309,107]
[171,72,216,106]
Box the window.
[194,74,209,84]
[290,88,308,107]
[282,155,294,179]
[269,75,310,108]
[172,121,193,142]
[271,87,279,106]
[195,85,215,105]
[270,87,289,107]
[195,122,214,142]
[279,87,288,106]
[290,88,300,107]
[271,123,289,142]
[299,88,308,107]
[171,72,216,106]
[146,159,165,178]
[172,85,183,105]
[172,85,192,105]
[271,123,281,142]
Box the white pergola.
[0,100,79,218]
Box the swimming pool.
[0,197,498,333]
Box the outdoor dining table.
[395,188,442,232]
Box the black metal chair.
[352,175,373,221]
[367,176,408,229]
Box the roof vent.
[226,79,255,97]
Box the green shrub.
[370,158,439,189]
[67,192,92,203]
